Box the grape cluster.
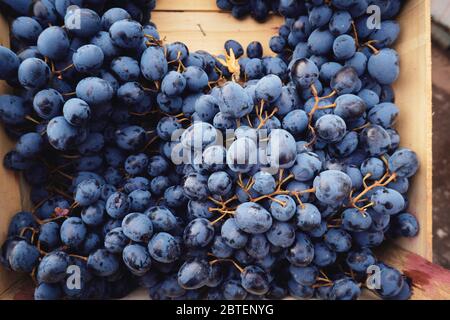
[0,0,420,300]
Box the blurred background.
[431,0,450,268]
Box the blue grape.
[240,265,270,295]
[37,251,70,283]
[63,98,91,126]
[73,44,104,73]
[148,232,181,263]
[122,244,152,276]
[87,249,120,277]
[286,233,314,267]
[76,77,114,105]
[266,221,296,248]
[37,26,70,61]
[235,202,273,234]
[295,203,322,231]
[370,187,405,215]
[65,7,101,38]
[221,218,248,249]
[18,58,50,89]
[368,48,399,85]
[122,212,153,242]
[324,228,352,253]
[329,278,361,300]
[183,218,214,247]
[33,89,64,120]
[178,258,211,290]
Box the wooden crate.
[0,0,446,300]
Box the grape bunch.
[0,0,420,300]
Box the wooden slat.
[392,0,433,261]
[155,0,222,12]
[0,14,28,297]
[152,12,283,56]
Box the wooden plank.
[152,12,283,56]
[0,14,27,297]
[155,0,223,12]
[392,0,433,261]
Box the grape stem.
[209,258,244,273]
[350,172,398,211]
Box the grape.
[290,58,319,89]
[388,148,419,178]
[241,265,270,295]
[106,192,130,219]
[374,264,404,298]
[315,114,347,143]
[224,39,244,58]
[76,77,114,105]
[370,187,405,215]
[64,7,101,38]
[247,41,263,58]
[307,28,334,56]
[368,48,400,85]
[361,157,385,180]
[0,0,420,301]
[324,228,352,253]
[219,82,253,118]
[81,201,105,227]
[329,278,361,300]
[227,137,257,173]
[266,129,297,169]
[37,26,70,61]
[33,89,64,120]
[102,8,132,30]
[148,232,181,263]
[223,279,247,300]
[391,213,419,237]
[178,258,211,290]
[145,206,177,232]
[360,124,391,156]
[288,279,314,299]
[252,171,276,195]
[8,240,40,273]
[309,5,333,29]
[34,283,62,300]
[313,242,337,267]
[235,202,273,234]
[243,234,269,260]
[104,227,128,253]
[353,230,384,248]
[342,208,372,232]
[183,66,208,92]
[368,102,399,129]
[183,217,214,248]
[122,212,153,242]
[123,244,152,276]
[18,58,50,89]
[221,218,248,249]
[270,195,296,222]
[266,221,296,248]
[62,98,91,126]
[115,125,147,151]
[74,178,101,206]
[87,249,120,277]
[295,203,322,231]
[286,233,314,267]
[208,171,233,196]
[37,251,70,283]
